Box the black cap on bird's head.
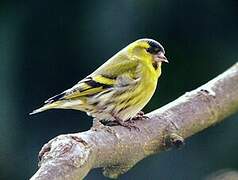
[145,39,168,63]
[132,38,168,64]
[147,40,164,54]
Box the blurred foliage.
[0,0,238,179]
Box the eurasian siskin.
[30,38,168,127]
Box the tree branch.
[30,62,238,180]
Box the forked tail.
[29,102,61,115]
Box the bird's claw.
[102,117,140,131]
[130,111,149,121]
[116,120,140,131]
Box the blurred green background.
[0,0,238,179]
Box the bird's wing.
[44,75,113,103]
[45,56,139,104]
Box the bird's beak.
[155,52,169,63]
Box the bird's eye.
[146,47,160,54]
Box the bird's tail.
[29,102,61,115]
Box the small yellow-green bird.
[30,38,168,127]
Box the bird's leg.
[130,111,150,121]
[101,120,120,126]
[103,115,140,131]
[115,118,140,131]
[91,118,115,134]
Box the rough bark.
[30,62,238,180]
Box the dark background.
[0,0,238,179]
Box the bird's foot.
[115,119,140,131]
[101,120,119,126]
[130,111,149,121]
[91,118,115,134]
[103,117,140,131]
